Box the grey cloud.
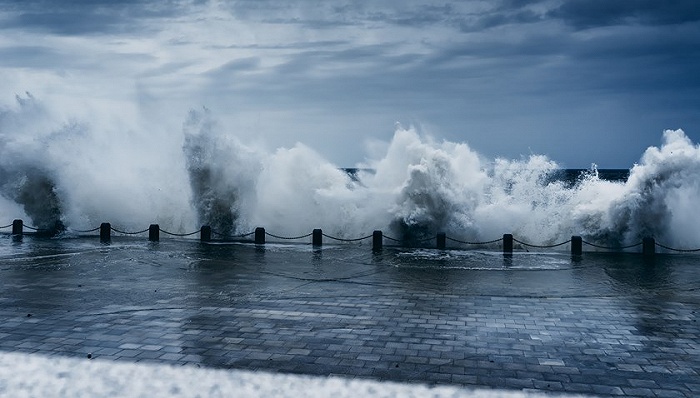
[364,4,456,27]
[0,0,192,35]
[223,40,348,50]
[8,10,131,35]
[221,1,542,35]
[2,0,698,168]
[457,7,546,32]
[223,1,458,30]
[198,0,700,117]
[0,42,156,72]
[205,57,261,81]
[549,0,700,29]
[0,46,70,68]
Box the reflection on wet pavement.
[0,236,698,397]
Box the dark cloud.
[364,4,456,27]
[197,0,700,116]
[549,0,700,29]
[0,0,190,35]
[456,3,547,32]
[1,0,699,167]
[8,10,131,35]
[224,1,543,32]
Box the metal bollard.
[200,225,211,242]
[149,224,159,242]
[312,229,322,247]
[372,230,383,251]
[255,227,266,245]
[642,237,655,256]
[100,223,111,243]
[12,219,23,236]
[503,234,513,254]
[437,232,446,250]
[571,236,582,256]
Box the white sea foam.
[1,94,698,249]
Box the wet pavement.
[0,236,699,397]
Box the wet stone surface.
[0,236,699,397]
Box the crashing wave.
[1,94,698,249]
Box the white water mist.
[1,94,699,250]
[0,93,196,233]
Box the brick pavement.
[0,238,698,397]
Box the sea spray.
[0,93,64,231]
[575,130,700,248]
[183,108,260,237]
[0,93,196,233]
[362,129,488,243]
[1,94,699,251]
[218,124,700,250]
[252,144,363,238]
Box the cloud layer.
[1,0,698,167]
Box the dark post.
[503,234,513,254]
[372,230,383,251]
[149,224,159,242]
[642,237,655,256]
[200,226,211,242]
[436,232,446,250]
[571,236,583,256]
[255,227,266,245]
[12,219,23,236]
[100,223,111,243]
[312,229,322,247]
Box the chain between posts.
[23,225,47,231]
[446,236,504,245]
[265,232,314,240]
[72,226,101,233]
[512,238,572,249]
[159,229,200,237]
[4,219,700,254]
[211,230,255,239]
[582,240,642,250]
[383,235,401,242]
[321,233,374,242]
[655,242,700,253]
[111,227,150,235]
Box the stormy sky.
[1,0,698,168]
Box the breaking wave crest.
[1,94,699,249]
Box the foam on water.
[394,249,572,271]
[1,94,699,250]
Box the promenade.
[0,238,698,397]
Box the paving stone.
[1,241,699,397]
